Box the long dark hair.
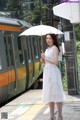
[46,34,60,52]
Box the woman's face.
[46,35,54,47]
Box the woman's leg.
[56,102,63,119]
[49,102,55,119]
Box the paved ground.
[0,90,80,120]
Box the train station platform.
[0,89,80,120]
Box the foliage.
[59,61,67,91]
[62,75,68,91]
[75,24,80,41]
[23,0,48,25]
[76,41,80,54]
[76,41,80,65]
[76,41,80,85]
[5,0,23,19]
[4,0,48,24]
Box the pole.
[39,0,43,51]
[39,0,42,25]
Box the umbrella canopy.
[19,24,63,36]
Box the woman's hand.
[41,50,45,59]
[41,53,45,60]
[40,50,45,63]
[40,58,44,63]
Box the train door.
[4,33,17,93]
[26,37,34,87]
[37,37,42,73]
[32,37,40,79]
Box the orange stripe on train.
[0,25,21,32]
[0,67,26,87]
[17,67,26,80]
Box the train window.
[37,37,41,57]
[33,37,38,59]
[17,37,24,64]
[0,58,2,70]
[4,34,15,68]
[4,36,9,67]
[26,37,32,63]
[43,37,47,51]
[7,36,14,66]
[29,37,33,61]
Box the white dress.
[42,45,65,103]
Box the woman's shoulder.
[45,46,58,51]
[52,45,59,53]
[52,45,58,50]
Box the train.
[0,17,45,106]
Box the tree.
[75,24,80,41]
[5,0,23,19]
[23,0,48,25]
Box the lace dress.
[42,45,65,103]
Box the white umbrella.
[19,24,63,36]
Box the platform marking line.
[43,107,49,114]
[16,101,46,120]
[8,104,31,119]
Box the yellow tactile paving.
[16,101,46,120]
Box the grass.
[62,74,68,91]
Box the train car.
[0,17,44,105]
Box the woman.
[40,34,65,120]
